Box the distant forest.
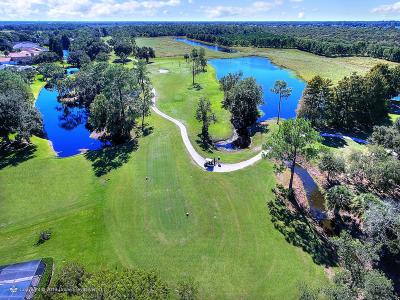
[1,22,400,62]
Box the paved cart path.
[151,90,263,172]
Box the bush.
[33,257,54,300]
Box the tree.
[83,269,170,299]
[176,278,199,300]
[325,185,354,218]
[363,200,400,256]
[60,34,70,50]
[48,36,63,58]
[264,118,320,192]
[363,270,396,300]
[89,65,140,143]
[332,231,378,289]
[184,53,189,62]
[67,50,91,68]
[190,48,199,85]
[0,70,42,144]
[297,76,333,128]
[133,60,152,132]
[37,63,65,87]
[195,97,217,144]
[114,40,133,64]
[224,77,263,147]
[271,80,292,124]
[318,150,345,183]
[198,48,207,71]
[32,51,60,64]
[136,46,156,63]
[219,71,242,105]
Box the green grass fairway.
[0,113,327,299]
[148,57,265,163]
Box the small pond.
[209,56,306,122]
[175,38,237,53]
[35,68,105,157]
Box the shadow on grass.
[195,133,214,153]
[268,185,337,267]
[142,125,154,137]
[188,83,202,91]
[321,136,348,148]
[0,142,36,170]
[84,140,138,177]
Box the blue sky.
[0,0,399,21]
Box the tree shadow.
[84,140,138,177]
[268,186,338,267]
[0,142,36,170]
[321,136,348,148]
[142,124,154,137]
[195,133,215,153]
[188,83,202,91]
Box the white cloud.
[0,0,181,20]
[290,0,303,2]
[206,0,283,19]
[298,11,305,18]
[372,2,400,14]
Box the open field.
[136,37,234,59]
[238,47,399,83]
[0,114,327,299]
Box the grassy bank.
[0,114,327,299]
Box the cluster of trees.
[0,70,42,145]
[67,35,111,66]
[297,64,400,131]
[57,61,153,143]
[186,48,207,85]
[320,145,399,197]
[369,118,400,155]
[219,72,263,147]
[42,262,198,299]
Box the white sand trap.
[159,69,169,74]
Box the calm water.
[209,56,306,122]
[35,69,104,157]
[175,38,237,53]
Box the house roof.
[8,51,33,58]
[0,57,11,62]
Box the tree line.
[297,64,400,131]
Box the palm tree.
[271,80,292,125]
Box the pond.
[209,56,306,122]
[294,165,327,221]
[175,38,238,53]
[35,69,105,157]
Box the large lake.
[35,73,104,158]
[209,56,306,122]
[175,38,237,53]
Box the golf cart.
[204,158,214,168]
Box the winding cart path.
[151,90,263,172]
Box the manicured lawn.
[0,113,327,299]
[31,75,46,100]
[148,57,265,163]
